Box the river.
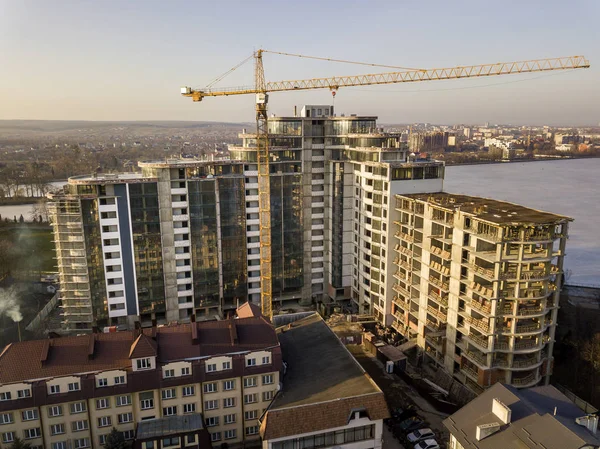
[445,158,600,287]
[1,160,597,286]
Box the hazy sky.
[1,0,598,125]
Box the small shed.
[377,344,407,372]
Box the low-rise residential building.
[0,304,281,449]
[443,383,600,449]
[260,313,389,449]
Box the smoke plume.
[0,287,23,322]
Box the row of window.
[0,388,30,401]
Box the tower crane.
[181,51,589,321]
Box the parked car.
[398,416,426,433]
[413,439,440,449]
[407,428,435,443]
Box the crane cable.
[262,49,425,71]
[204,53,255,89]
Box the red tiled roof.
[129,333,157,359]
[0,332,133,384]
[236,301,262,318]
[260,393,390,440]
[0,316,278,385]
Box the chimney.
[133,321,142,339]
[576,415,599,435]
[191,320,198,344]
[476,423,501,441]
[492,398,512,424]
[151,317,157,339]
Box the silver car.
[413,439,440,449]
[407,428,435,443]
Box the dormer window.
[206,363,217,373]
[68,382,80,391]
[137,358,152,370]
[247,358,256,367]
[49,385,60,394]
[97,378,108,388]
[164,369,175,378]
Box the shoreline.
[444,154,599,167]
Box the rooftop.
[402,192,571,225]
[260,313,389,440]
[273,313,380,408]
[443,383,600,449]
[0,312,278,385]
[136,413,205,440]
[68,172,148,184]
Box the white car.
[414,439,440,449]
[407,428,435,443]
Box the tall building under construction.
[49,105,571,391]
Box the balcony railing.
[429,261,450,276]
[465,350,488,366]
[393,244,412,256]
[512,372,538,386]
[392,283,411,298]
[429,290,449,307]
[427,305,448,323]
[429,276,449,291]
[430,245,452,260]
[463,315,490,333]
[468,333,490,350]
[395,231,414,242]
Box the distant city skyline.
[1,0,598,125]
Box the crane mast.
[254,51,273,321]
[181,51,589,323]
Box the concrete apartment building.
[443,383,600,449]
[49,105,443,331]
[47,104,572,393]
[390,193,570,392]
[0,304,280,449]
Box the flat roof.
[68,172,149,184]
[401,192,571,225]
[136,413,204,439]
[272,313,380,409]
[443,383,600,449]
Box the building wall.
[391,195,569,392]
[0,348,281,449]
[263,415,383,449]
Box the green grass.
[0,225,56,275]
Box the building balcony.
[170,187,187,195]
[464,261,496,281]
[465,225,502,243]
[427,305,447,323]
[429,276,449,292]
[464,350,488,368]
[429,261,450,277]
[511,372,540,388]
[430,245,452,260]
[172,214,189,221]
[394,231,414,242]
[428,290,449,308]
[464,333,490,352]
[174,240,190,248]
[393,296,410,314]
[393,244,412,256]
[392,283,411,299]
[425,319,446,335]
[511,355,544,370]
[459,312,491,334]
[461,364,480,382]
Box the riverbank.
[443,154,600,167]
[0,197,46,206]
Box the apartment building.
[0,304,281,449]
[443,383,600,449]
[260,313,389,449]
[49,105,444,331]
[390,193,571,391]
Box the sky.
[0,0,599,125]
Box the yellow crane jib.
[180,51,590,323]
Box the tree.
[104,428,127,449]
[8,437,32,449]
[18,214,24,223]
[582,333,600,405]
